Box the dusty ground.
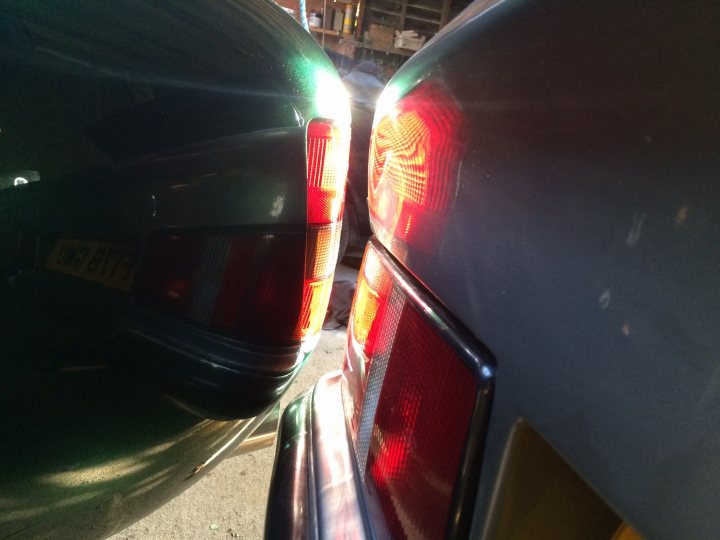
[108,262,359,540]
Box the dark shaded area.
[0,1,331,537]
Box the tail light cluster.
[133,119,348,346]
[300,119,349,340]
[369,82,464,255]
[342,242,493,539]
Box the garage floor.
[109,265,357,540]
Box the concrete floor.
[110,265,358,540]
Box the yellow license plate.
[47,239,138,291]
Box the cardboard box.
[368,24,395,49]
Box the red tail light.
[295,119,349,341]
[133,232,305,345]
[368,83,464,254]
[133,119,348,346]
[342,242,493,538]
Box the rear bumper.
[265,371,369,539]
[114,308,307,419]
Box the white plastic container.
[308,12,322,28]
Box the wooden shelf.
[384,0,442,12]
[362,0,449,37]
[367,6,401,16]
[348,40,414,57]
[309,26,342,36]
[405,13,441,24]
[407,3,442,13]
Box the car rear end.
[0,0,350,419]
[0,2,350,538]
[268,239,495,538]
[267,1,720,538]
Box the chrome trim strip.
[311,372,369,539]
[187,401,279,479]
[230,403,280,456]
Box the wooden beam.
[440,0,451,27]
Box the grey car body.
[266,1,720,538]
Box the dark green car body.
[0,1,348,538]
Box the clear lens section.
[307,120,349,225]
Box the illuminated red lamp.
[368,83,464,253]
[341,243,478,538]
[366,302,477,539]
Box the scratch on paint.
[675,205,689,226]
[626,213,646,247]
[598,289,611,310]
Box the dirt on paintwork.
[109,328,347,540]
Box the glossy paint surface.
[373,1,720,538]
[0,1,345,537]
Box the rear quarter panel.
[377,1,720,538]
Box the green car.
[0,1,349,538]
